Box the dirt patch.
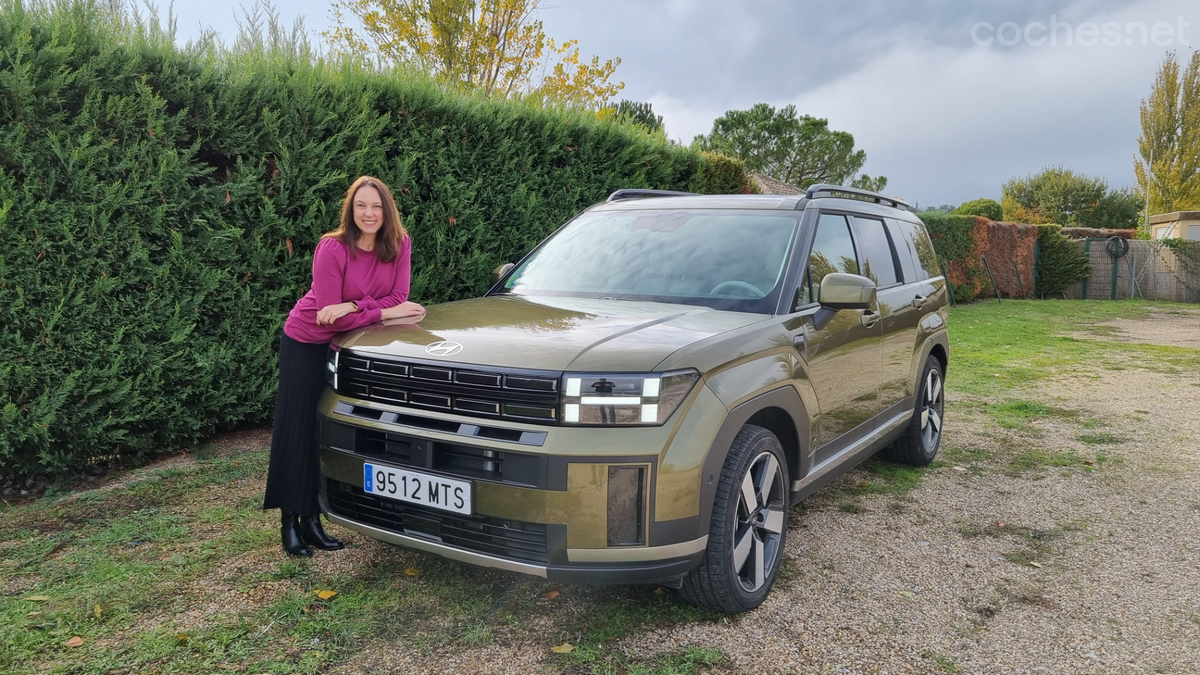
[1079,308,1200,350]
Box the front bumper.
[320,490,705,584]
[316,386,724,584]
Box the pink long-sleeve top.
[283,235,412,344]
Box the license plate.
[363,462,472,515]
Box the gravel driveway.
[331,310,1200,675]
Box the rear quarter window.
[890,217,940,280]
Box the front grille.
[337,351,561,425]
[326,478,548,563]
[346,426,546,488]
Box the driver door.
[800,213,884,465]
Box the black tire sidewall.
[916,356,944,462]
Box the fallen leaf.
[93,604,102,619]
[541,590,561,600]
[952,466,968,472]
[405,567,420,576]
[653,587,665,595]
[551,643,574,654]
[314,590,337,600]
[302,606,310,614]
[1029,562,1042,568]
[176,634,189,642]
[65,636,84,648]
[27,595,51,602]
[898,590,915,598]
[27,611,42,617]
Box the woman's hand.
[317,302,357,325]
[380,301,426,320]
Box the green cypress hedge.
[0,2,724,478]
[916,212,982,303]
[1034,224,1091,297]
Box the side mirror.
[491,262,515,285]
[818,273,877,310]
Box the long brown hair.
[322,176,407,262]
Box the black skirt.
[262,332,329,516]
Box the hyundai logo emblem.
[425,341,464,356]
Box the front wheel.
[679,424,789,613]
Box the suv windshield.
[494,209,799,313]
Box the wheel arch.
[698,387,811,527]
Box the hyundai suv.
[317,184,949,612]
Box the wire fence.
[1065,239,1200,302]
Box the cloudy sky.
[171,0,1197,207]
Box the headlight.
[560,370,699,426]
[326,345,340,390]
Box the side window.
[892,218,939,280]
[851,217,899,287]
[885,219,918,284]
[802,214,859,304]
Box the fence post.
[1013,261,1027,299]
[1033,237,1041,298]
[1110,243,1120,300]
[981,255,1001,304]
[1081,239,1091,300]
[939,257,957,307]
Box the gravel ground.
[332,311,1200,675]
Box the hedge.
[917,213,1037,302]
[0,2,741,479]
[1035,225,1092,297]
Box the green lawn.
[1,299,1195,674]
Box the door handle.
[912,294,927,309]
[860,310,879,328]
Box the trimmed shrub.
[953,198,1003,221]
[917,212,982,303]
[1035,225,1092,297]
[0,2,731,479]
[691,152,756,194]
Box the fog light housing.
[607,465,645,546]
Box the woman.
[263,176,425,556]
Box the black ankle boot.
[298,514,344,551]
[280,511,312,557]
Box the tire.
[678,424,789,613]
[883,355,945,466]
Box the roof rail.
[606,188,699,202]
[804,184,912,211]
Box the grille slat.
[337,351,561,425]
[326,479,548,563]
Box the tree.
[1002,166,1140,229]
[324,0,623,108]
[953,198,1003,221]
[1134,51,1200,214]
[601,99,663,133]
[692,103,885,190]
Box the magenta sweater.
[283,236,412,344]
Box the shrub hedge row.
[0,2,740,478]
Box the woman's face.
[353,185,384,238]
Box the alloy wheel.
[920,368,944,450]
[733,451,786,592]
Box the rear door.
[850,216,919,417]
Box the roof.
[593,194,805,211]
[1148,211,1200,224]
[750,173,803,196]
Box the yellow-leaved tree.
[324,0,623,108]
[1134,51,1200,214]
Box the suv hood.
[335,295,766,372]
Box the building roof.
[1148,211,1200,224]
[750,173,803,196]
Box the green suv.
[317,185,949,612]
